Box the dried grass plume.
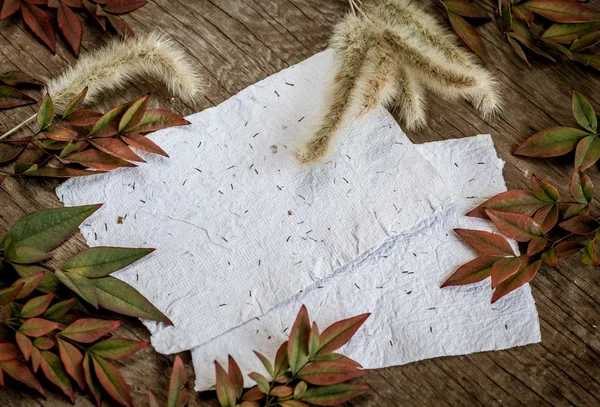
[298,0,502,163]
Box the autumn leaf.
[0,359,45,396]
[559,215,600,235]
[441,256,499,287]
[297,362,366,386]
[570,169,594,204]
[253,351,274,379]
[572,90,598,133]
[492,260,542,303]
[20,293,54,318]
[542,21,600,44]
[581,240,599,266]
[168,354,188,407]
[531,175,559,203]
[288,306,311,374]
[215,361,237,407]
[513,127,591,157]
[466,190,548,218]
[18,318,59,338]
[57,338,86,390]
[300,383,370,406]
[527,237,548,256]
[21,2,57,54]
[62,247,154,277]
[59,318,120,343]
[491,256,522,288]
[446,10,494,65]
[522,0,600,23]
[63,149,136,171]
[442,0,490,19]
[92,355,134,407]
[574,135,600,171]
[0,85,36,109]
[454,229,515,256]
[316,313,370,356]
[88,338,149,360]
[485,209,543,242]
[39,350,75,402]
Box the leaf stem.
[0,114,37,140]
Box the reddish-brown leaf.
[492,260,542,303]
[90,138,145,163]
[571,31,600,51]
[215,361,237,407]
[582,240,599,266]
[40,350,75,402]
[454,229,515,256]
[541,247,558,267]
[513,4,534,26]
[0,140,27,163]
[0,284,23,305]
[44,125,78,141]
[466,190,547,218]
[447,10,494,65]
[485,209,543,242]
[0,85,36,109]
[60,318,120,343]
[557,241,584,258]
[0,359,45,396]
[16,332,33,361]
[63,149,136,170]
[571,169,594,204]
[442,256,499,287]
[491,256,522,288]
[148,391,160,407]
[33,336,54,350]
[84,353,103,407]
[297,362,366,386]
[513,127,591,157]
[20,293,55,318]
[125,109,190,134]
[19,318,59,337]
[57,2,82,56]
[274,340,289,378]
[270,386,294,397]
[82,0,106,30]
[92,355,133,407]
[119,94,149,133]
[242,386,267,401]
[559,215,600,235]
[564,203,589,220]
[527,237,548,257]
[316,313,370,356]
[0,70,40,87]
[65,109,102,126]
[21,3,57,53]
[510,20,556,62]
[121,133,168,157]
[443,0,489,18]
[574,135,600,171]
[87,338,149,360]
[0,0,20,19]
[507,34,531,67]
[300,383,370,406]
[522,0,600,23]
[534,205,558,234]
[57,338,86,390]
[168,354,188,407]
[20,166,100,178]
[103,0,146,14]
[278,401,307,407]
[531,175,559,203]
[253,351,274,378]
[106,14,134,38]
[0,343,19,361]
[288,305,311,374]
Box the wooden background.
[1,0,600,405]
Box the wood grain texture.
[1,0,600,405]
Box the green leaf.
[447,10,494,65]
[92,355,134,407]
[491,257,522,288]
[0,140,28,163]
[574,135,600,170]
[531,175,559,203]
[57,338,85,390]
[12,264,60,294]
[316,313,370,356]
[2,204,101,251]
[522,0,600,22]
[62,246,154,278]
[297,361,366,386]
[119,93,150,133]
[124,109,190,134]
[492,260,542,303]
[564,203,589,220]
[19,318,59,337]
[37,93,55,131]
[0,284,23,305]
[43,298,77,321]
[39,350,74,402]
[527,237,548,257]
[93,276,171,324]
[441,256,500,287]
[89,100,132,138]
[8,245,50,265]
[62,87,87,119]
[253,351,274,379]
[84,353,103,407]
[571,31,600,51]
[300,383,370,406]
[20,293,54,318]
[32,336,54,350]
[274,341,289,379]
[454,229,516,256]
[308,321,320,358]
[288,305,311,374]
[500,0,512,32]
[215,361,237,407]
[559,215,600,235]
[542,21,600,43]
[442,0,489,18]
[571,169,594,204]
[60,318,120,343]
[466,190,548,218]
[294,381,308,400]
[248,372,270,394]
[485,209,544,242]
[541,247,558,267]
[582,240,599,266]
[88,338,149,360]
[168,354,188,407]
[0,359,45,396]
[573,91,597,133]
[0,85,36,109]
[514,127,591,157]
[55,269,99,308]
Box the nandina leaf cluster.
[0,204,172,406]
[0,87,189,185]
[442,0,600,71]
[214,306,370,407]
[0,0,148,57]
[443,90,600,303]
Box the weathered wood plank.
[0,0,599,406]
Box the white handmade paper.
[56,50,454,354]
[191,135,541,391]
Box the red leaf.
[316,313,370,356]
[92,355,133,407]
[491,256,522,288]
[65,109,102,126]
[148,390,160,407]
[446,10,494,65]
[533,205,558,234]
[288,305,311,374]
[58,338,86,390]
[274,341,289,378]
[300,383,370,406]
[485,209,543,242]
[559,215,600,235]
[574,135,600,171]
[215,361,237,407]
[20,293,55,318]
[527,237,548,256]
[0,343,19,361]
[106,14,134,38]
[242,386,266,401]
[443,0,489,18]
[119,93,149,133]
[0,85,36,109]
[522,0,600,23]
[87,338,149,360]
[0,140,27,163]
[39,350,75,402]
[441,256,499,287]
[168,354,188,407]
[0,70,43,87]
[63,149,136,170]
[557,241,584,258]
[492,260,542,303]
[90,138,145,162]
[21,3,57,53]
[125,109,190,134]
[0,359,45,396]
[33,336,54,350]
[298,362,366,386]
[19,318,59,337]
[121,133,168,157]
[454,229,515,256]
[0,284,23,305]
[57,2,82,56]
[16,332,33,361]
[227,355,243,399]
[564,203,589,220]
[513,127,590,157]
[311,353,362,368]
[60,318,120,343]
[531,175,559,202]
[44,125,78,141]
[507,34,531,68]
[103,0,146,14]
[44,298,77,321]
[20,166,101,178]
[467,190,547,218]
[84,353,103,407]
[0,0,20,19]
[510,20,556,62]
[513,4,534,26]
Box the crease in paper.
[56,50,454,354]
[191,135,541,391]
